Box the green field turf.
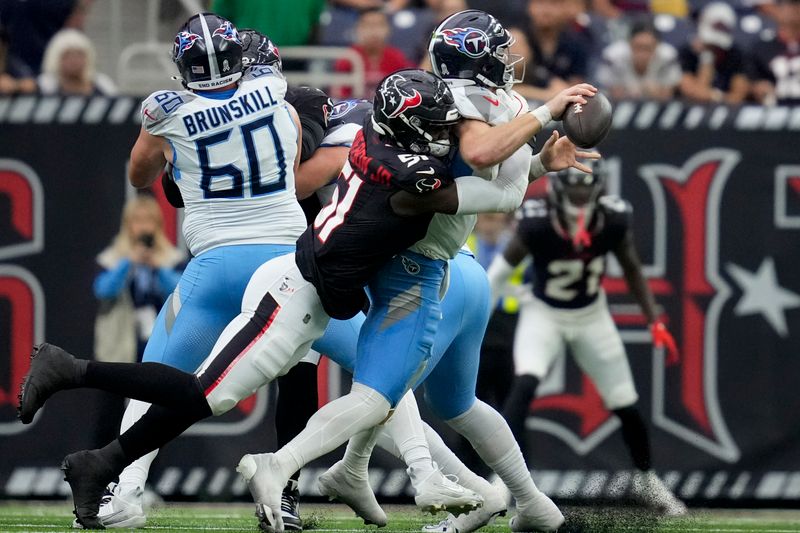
[1,503,799,533]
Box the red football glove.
[650,321,679,366]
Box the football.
[562,91,613,149]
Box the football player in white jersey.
[86,15,343,530]
[242,10,600,533]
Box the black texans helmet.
[173,13,243,90]
[372,69,460,157]
[428,9,523,90]
[549,159,608,217]
[240,28,282,70]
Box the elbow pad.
[300,119,326,163]
[161,163,184,208]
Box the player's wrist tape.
[530,153,547,178]
[531,105,552,129]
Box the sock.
[117,400,159,494]
[447,400,541,509]
[276,362,319,483]
[501,375,540,450]
[117,402,211,463]
[84,361,205,410]
[274,382,390,481]
[613,405,652,471]
[422,422,496,497]
[341,426,380,480]
[383,392,434,479]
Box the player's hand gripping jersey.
[410,81,531,260]
[517,195,632,309]
[141,66,306,256]
[296,119,454,320]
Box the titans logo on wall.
[439,27,489,58]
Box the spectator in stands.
[509,27,570,101]
[332,8,414,97]
[331,0,423,13]
[0,18,36,94]
[526,0,589,86]
[212,0,326,46]
[0,0,91,76]
[93,194,184,367]
[92,194,184,445]
[749,0,800,105]
[679,2,749,103]
[596,19,681,100]
[37,29,116,96]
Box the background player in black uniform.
[487,161,687,516]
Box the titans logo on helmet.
[379,74,422,119]
[440,27,489,58]
[213,21,242,45]
[174,31,202,60]
[330,100,358,121]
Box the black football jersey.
[296,120,453,320]
[516,196,631,309]
[297,100,372,224]
[748,37,800,105]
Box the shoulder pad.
[450,84,526,126]
[321,122,362,147]
[390,153,452,194]
[516,198,548,221]
[240,67,287,99]
[140,90,191,132]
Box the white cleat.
[422,483,507,533]
[72,482,146,529]
[318,460,387,527]
[411,464,484,517]
[509,491,564,532]
[238,453,286,533]
[631,470,688,517]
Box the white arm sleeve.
[455,145,532,215]
[486,253,514,308]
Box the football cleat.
[509,491,564,532]
[631,470,688,517]
[318,460,387,527]
[422,482,507,533]
[237,453,285,533]
[62,450,118,530]
[73,483,146,529]
[410,464,484,517]
[281,479,302,531]
[18,343,84,424]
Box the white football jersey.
[141,66,306,256]
[410,79,530,261]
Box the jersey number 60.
[196,114,288,199]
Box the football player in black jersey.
[487,161,687,516]
[20,69,571,530]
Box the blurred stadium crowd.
[1,0,800,106]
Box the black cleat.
[62,450,117,530]
[281,479,303,531]
[18,343,83,424]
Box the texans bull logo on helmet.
[379,74,423,119]
[439,27,490,58]
[174,31,202,60]
[212,21,242,45]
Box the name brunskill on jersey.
[181,85,282,136]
